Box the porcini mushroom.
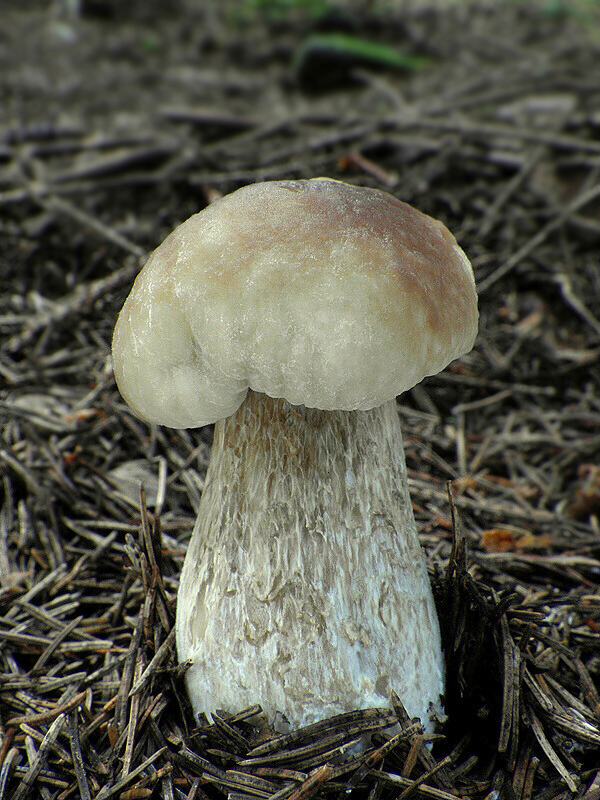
[112,178,478,732]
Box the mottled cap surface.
[112,178,478,427]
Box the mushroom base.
[176,390,444,731]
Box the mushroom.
[112,178,478,732]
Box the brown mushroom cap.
[112,178,478,428]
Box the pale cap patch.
[112,178,478,428]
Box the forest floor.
[1,2,600,799]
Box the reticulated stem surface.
[177,390,444,730]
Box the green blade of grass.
[295,33,431,74]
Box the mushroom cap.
[112,178,478,428]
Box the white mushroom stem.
[176,389,444,731]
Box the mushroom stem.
[176,389,444,731]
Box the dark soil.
[1,2,600,799]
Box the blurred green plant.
[507,0,600,41]
[507,0,600,22]
[141,35,160,53]
[294,32,431,91]
[295,33,431,73]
